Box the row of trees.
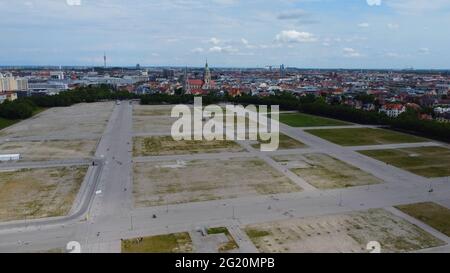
[2,88,448,142]
[0,85,136,120]
[0,99,37,120]
[140,93,450,143]
[29,85,136,108]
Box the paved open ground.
[0,103,449,253]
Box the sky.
[0,0,449,68]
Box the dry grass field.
[133,157,301,207]
[272,153,381,189]
[245,209,444,253]
[133,136,244,156]
[0,140,97,161]
[0,166,87,222]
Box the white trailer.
[0,154,21,162]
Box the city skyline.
[0,0,449,68]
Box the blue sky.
[1,0,449,68]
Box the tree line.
[0,85,136,120]
[140,92,450,142]
[1,88,449,143]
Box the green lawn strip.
[0,118,19,131]
[207,227,239,252]
[359,146,450,178]
[306,128,426,146]
[280,112,350,127]
[121,232,193,253]
[251,133,306,150]
[395,202,450,237]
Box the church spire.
[203,59,211,90]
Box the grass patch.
[280,113,350,127]
[395,202,450,236]
[251,133,306,150]
[133,136,244,157]
[0,108,47,131]
[306,128,426,146]
[0,118,19,131]
[122,232,193,253]
[244,209,444,253]
[273,153,381,189]
[0,166,87,222]
[360,146,450,178]
[207,227,239,252]
[245,228,272,240]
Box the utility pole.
[130,213,134,231]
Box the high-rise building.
[0,73,28,92]
[163,69,175,79]
[280,64,286,77]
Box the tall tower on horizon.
[103,52,107,69]
[203,60,211,90]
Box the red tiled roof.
[188,79,204,86]
[383,103,405,110]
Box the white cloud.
[343,47,362,57]
[209,37,221,45]
[358,22,370,28]
[366,0,382,6]
[385,52,400,58]
[385,0,450,14]
[275,30,317,43]
[387,23,400,29]
[191,47,204,53]
[418,47,430,54]
[209,46,238,54]
[277,9,308,20]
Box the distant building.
[186,61,216,95]
[50,71,65,80]
[0,73,28,92]
[379,103,406,117]
[28,82,69,94]
[280,64,286,78]
[163,69,175,79]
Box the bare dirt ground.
[133,136,244,156]
[272,153,382,189]
[245,209,444,253]
[133,105,175,117]
[0,166,87,222]
[133,157,301,207]
[0,140,97,161]
[133,116,177,135]
[0,102,113,140]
